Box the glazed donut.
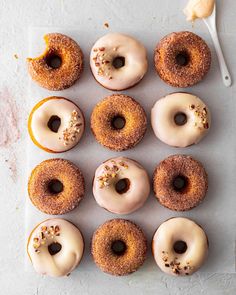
[90,33,148,90]
[90,94,147,151]
[93,157,150,214]
[151,92,211,147]
[28,159,85,215]
[91,219,147,276]
[27,33,83,90]
[152,217,209,276]
[153,155,208,211]
[154,31,211,87]
[28,97,85,153]
[27,218,84,277]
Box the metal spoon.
[203,4,232,87]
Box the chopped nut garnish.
[190,104,209,130]
[61,110,82,146]
[98,160,129,188]
[104,22,109,28]
[189,104,195,110]
[32,225,60,254]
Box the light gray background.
[0,0,236,294]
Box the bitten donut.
[90,94,147,151]
[153,155,208,211]
[90,33,148,90]
[151,92,211,147]
[28,97,85,153]
[152,217,209,276]
[154,31,211,87]
[28,159,85,215]
[27,33,83,90]
[27,218,84,277]
[93,157,150,214]
[91,219,147,276]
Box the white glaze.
[27,218,84,277]
[151,92,211,147]
[93,157,150,214]
[152,217,208,276]
[30,97,84,152]
[90,33,148,90]
[183,0,215,21]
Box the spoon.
[203,4,232,87]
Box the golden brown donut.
[90,94,147,151]
[27,33,83,90]
[154,31,211,87]
[91,219,147,276]
[153,155,208,211]
[28,158,85,215]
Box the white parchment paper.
[26,27,236,274]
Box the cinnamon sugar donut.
[154,31,211,87]
[90,94,147,151]
[28,159,85,215]
[27,33,83,90]
[91,219,147,276]
[27,218,84,277]
[28,96,85,153]
[153,155,208,211]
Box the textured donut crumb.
[153,155,208,211]
[154,31,211,87]
[91,219,147,276]
[90,94,147,151]
[28,158,85,215]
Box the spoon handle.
[208,25,232,87]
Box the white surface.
[0,0,236,294]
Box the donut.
[90,94,147,151]
[90,33,148,90]
[91,219,147,276]
[152,217,209,276]
[153,155,208,211]
[27,218,84,277]
[154,31,211,87]
[151,92,211,147]
[93,157,150,214]
[27,33,83,90]
[28,96,85,153]
[28,159,85,215]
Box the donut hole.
[45,53,62,69]
[112,56,125,69]
[174,112,187,126]
[111,240,127,256]
[175,52,190,66]
[173,240,187,254]
[48,242,62,255]
[173,175,188,192]
[115,178,130,194]
[48,179,64,194]
[111,115,126,130]
[47,115,61,133]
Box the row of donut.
[28,93,211,153]
[28,155,207,215]
[27,217,208,277]
[27,31,211,91]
